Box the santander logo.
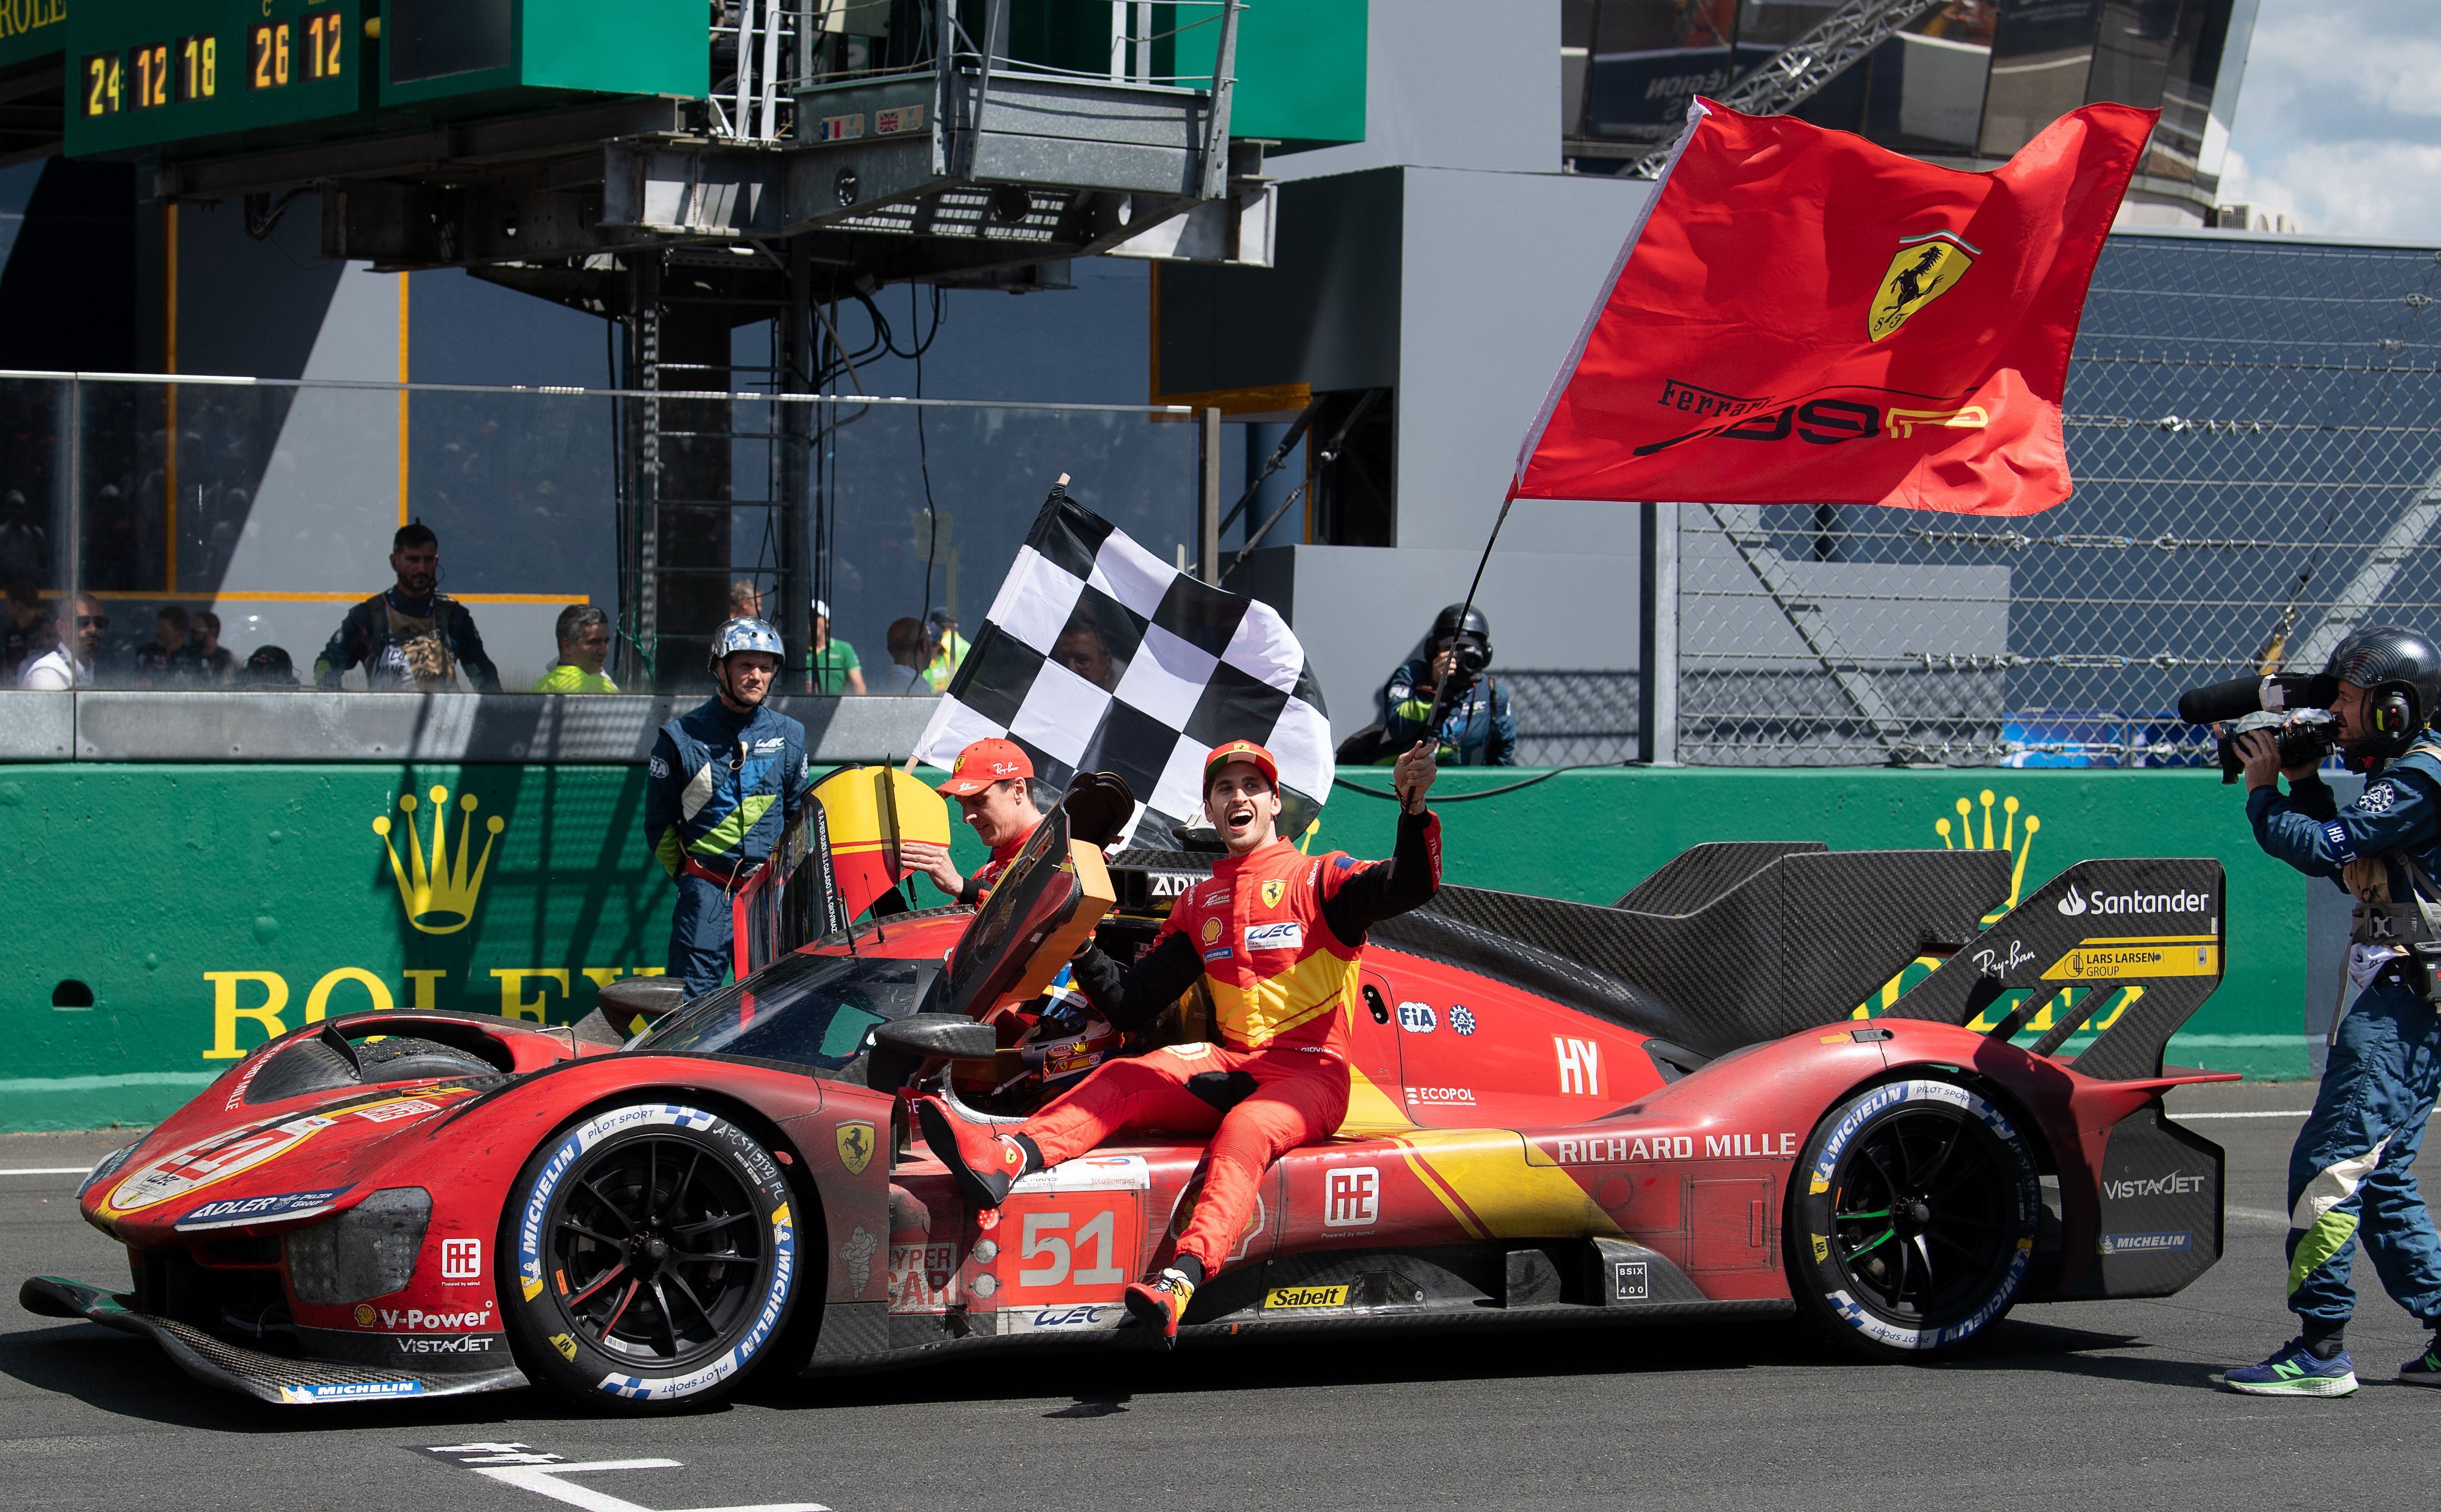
[2057,882,2211,918]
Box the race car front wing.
[19,1276,530,1405]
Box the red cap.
[1202,739,1279,790]
[937,737,1034,797]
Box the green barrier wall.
[0,763,2309,1131]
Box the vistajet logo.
[2057,883,2212,918]
[2102,1170,2210,1201]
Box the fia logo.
[1396,1001,1437,1034]
[373,785,506,935]
[1323,1166,1379,1229]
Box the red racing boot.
[1122,1268,1196,1350]
[914,1094,1030,1207]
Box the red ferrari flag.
[1511,99,2155,516]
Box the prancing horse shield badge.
[1868,231,1977,341]
[836,1120,876,1175]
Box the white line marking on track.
[423,1442,828,1512]
[475,1462,829,1512]
[2174,1111,2313,1120]
[0,1167,88,1175]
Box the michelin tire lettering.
[507,1104,796,1404]
[1796,1079,2040,1354]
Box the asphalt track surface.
[2,1080,2433,1511]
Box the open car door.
[941,801,1117,1021]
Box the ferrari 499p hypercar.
[22,777,2235,1411]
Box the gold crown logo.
[1933,788,2040,915]
[374,785,505,935]
[1855,787,2051,1019]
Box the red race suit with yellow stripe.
[1025,806,1442,1275]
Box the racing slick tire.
[500,1102,804,1412]
[1785,1077,2041,1362]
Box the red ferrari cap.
[937,737,1034,797]
[1203,739,1279,789]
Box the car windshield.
[638,952,944,1078]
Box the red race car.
[22,783,2233,1410]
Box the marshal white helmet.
[708,617,785,672]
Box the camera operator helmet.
[2323,625,2441,767]
[1429,603,1493,674]
[707,616,785,674]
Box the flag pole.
[1404,488,1518,800]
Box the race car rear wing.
[1370,846,2010,1059]
[1878,856,2227,1080]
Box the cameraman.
[2222,627,2441,1397]
[1379,604,1516,767]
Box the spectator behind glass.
[879,616,933,695]
[729,580,763,622]
[0,489,45,585]
[532,604,620,693]
[807,597,864,695]
[134,604,191,688]
[924,605,968,693]
[176,610,236,686]
[18,594,103,689]
[315,522,500,691]
[1051,621,1115,692]
[4,577,44,680]
[238,646,300,688]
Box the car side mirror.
[599,976,688,1023]
[870,1013,998,1061]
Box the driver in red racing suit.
[918,736,1441,1346]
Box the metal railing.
[0,370,1204,703]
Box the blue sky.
[2219,0,2441,238]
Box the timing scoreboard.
[60,0,703,156]
[65,0,365,154]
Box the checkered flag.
[915,485,1332,848]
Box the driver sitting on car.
[918,736,1442,1346]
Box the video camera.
[1437,633,1491,702]
[2177,672,2341,784]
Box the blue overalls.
[1378,658,1518,767]
[2250,739,2441,1333]
[644,699,809,996]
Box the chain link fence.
[1657,230,2441,766]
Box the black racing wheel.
[1785,1077,2040,1360]
[501,1103,805,1411]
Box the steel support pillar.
[1639,500,1678,765]
[778,242,815,689]
[1198,406,1221,581]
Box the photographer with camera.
[1379,604,1516,768]
[2215,628,2441,1396]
